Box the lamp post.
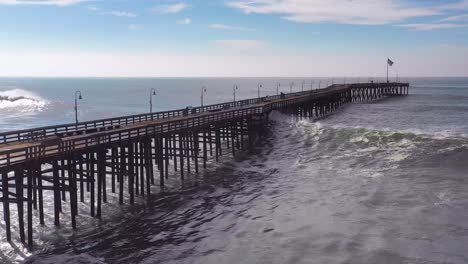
[233,85,238,102]
[276,82,281,96]
[301,80,305,92]
[318,80,322,89]
[149,88,156,113]
[289,82,294,93]
[310,80,314,90]
[257,83,262,99]
[201,86,207,106]
[74,91,83,124]
[331,77,334,85]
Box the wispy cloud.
[438,14,468,22]
[210,23,254,31]
[86,5,99,11]
[100,11,137,17]
[153,2,190,14]
[0,0,90,6]
[226,0,468,26]
[397,23,468,31]
[177,18,192,25]
[128,24,142,31]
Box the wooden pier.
[0,82,409,248]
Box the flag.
[387,58,394,66]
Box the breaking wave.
[0,89,48,111]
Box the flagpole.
[387,59,389,83]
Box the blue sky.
[1,0,468,77]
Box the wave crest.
[0,88,48,110]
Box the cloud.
[438,14,468,22]
[177,18,192,25]
[128,24,142,31]
[397,23,468,31]
[210,23,255,31]
[0,0,89,6]
[86,5,99,11]
[154,2,190,14]
[225,0,468,26]
[99,11,137,17]
[215,39,266,50]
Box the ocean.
[1,77,468,264]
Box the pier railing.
[0,89,313,144]
[0,83,401,145]
[0,90,317,167]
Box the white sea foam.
[0,89,48,111]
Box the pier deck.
[0,82,409,248]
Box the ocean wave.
[0,89,48,111]
[270,111,468,173]
[24,253,106,264]
[270,110,468,141]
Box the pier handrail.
[0,88,315,144]
[0,82,409,168]
[1,82,409,144]
[0,87,326,167]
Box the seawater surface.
[1,77,468,264]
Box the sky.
[1,0,468,77]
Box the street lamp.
[310,80,314,91]
[289,82,294,93]
[318,80,322,89]
[233,85,239,102]
[149,88,156,113]
[201,86,207,106]
[276,82,281,96]
[257,83,262,99]
[301,80,305,92]
[74,91,83,124]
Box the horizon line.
[0,76,465,79]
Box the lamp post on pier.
[318,80,322,89]
[301,80,305,92]
[310,80,314,90]
[289,82,294,93]
[149,88,156,113]
[257,84,262,99]
[233,85,239,102]
[74,91,83,124]
[201,86,207,106]
[276,82,281,96]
